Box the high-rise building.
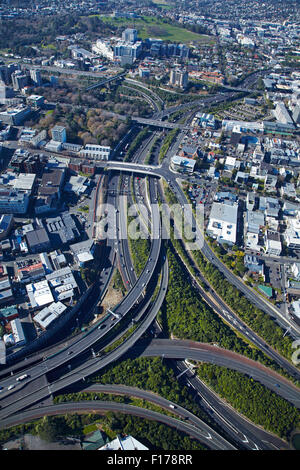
[113,41,142,63]
[30,69,42,87]
[0,63,20,85]
[122,28,138,43]
[11,70,28,91]
[51,126,67,143]
[169,69,188,89]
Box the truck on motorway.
[16,374,29,381]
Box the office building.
[16,259,46,283]
[0,105,31,125]
[45,213,80,246]
[79,144,111,161]
[51,125,67,143]
[285,217,300,249]
[293,105,300,125]
[10,318,26,345]
[10,152,46,175]
[70,239,95,265]
[92,40,114,60]
[26,279,54,309]
[26,94,44,109]
[39,168,65,199]
[274,102,294,126]
[113,41,142,63]
[46,266,78,301]
[170,155,196,174]
[0,189,30,214]
[0,84,15,104]
[0,214,13,241]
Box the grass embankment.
[158,128,180,164]
[127,214,151,276]
[197,364,300,440]
[124,127,151,162]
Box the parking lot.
[265,261,283,290]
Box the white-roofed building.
[224,156,236,171]
[264,230,282,256]
[46,267,78,300]
[64,175,89,195]
[70,239,95,266]
[285,217,300,249]
[12,173,36,192]
[10,318,26,345]
[170,155,196,174]
[207,202,238,245]
[26,279,54,309]
[33,301,67,329]
[99,435,148,451]
[291,300,300,320]
[291,263,300,281]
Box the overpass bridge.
[99,161,163,178]
[85,72,126,91]
[133,116,187,130]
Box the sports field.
[100,15,214,44]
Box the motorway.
[0,251,168,421]
[82,383,288,450]
[0,80,299,449]
[137,339,300,407]
[112,147,292,451]
[0,174,163,408]
[172,360,288,450]
[115,158,291,451]
[0,401,235,451]
[96,158,300,350]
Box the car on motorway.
[7,384,15,391]
[16,374,29,382]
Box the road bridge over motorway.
[133,116,187,130]
[100,161,163,177]
[85,72,126,91]
[137,339,300,408]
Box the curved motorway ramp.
[136,339,300,408]
[0,401,235,451]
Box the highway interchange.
[0,79,299,450]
